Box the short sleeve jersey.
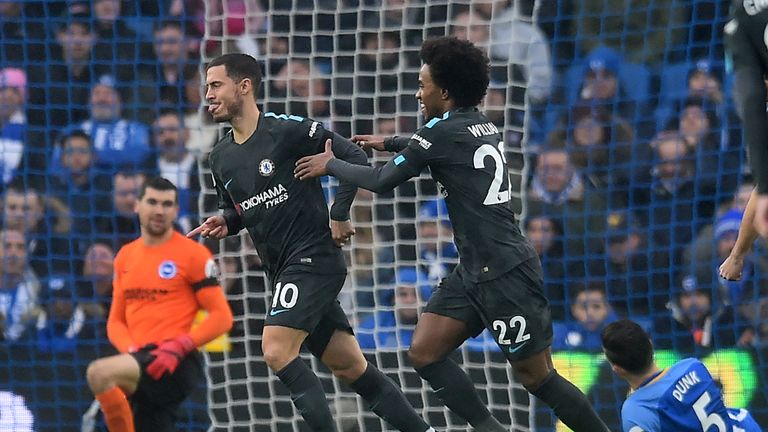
[112,231,220,347]
[392,107,536,282]
[621,358,760,432]
[208,113,346,277]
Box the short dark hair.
[570,280,607,302]
[154,19,184,34]
[419,36,489,108]
[63,130,91,147]
[139,176,178,203]
[207,53,263,101]
[601,319,654,375]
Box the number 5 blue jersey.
[621,358,761,432]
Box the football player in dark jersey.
[295,36,610,432]
[189,53,433,432]
[726,1,768,237]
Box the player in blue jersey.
[601,319,761,432]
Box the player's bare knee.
[407,345,438,369]
[514,365,549,391]
[262,342,295,372]
[329,360,365,384]
[86,360,113,393]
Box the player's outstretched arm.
[720,187,760,280]
[327,131,368,222]
[352,134,411,153]
[295,140,418,193]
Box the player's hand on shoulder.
[187,215,228,239]
[352,134,387,152]
[295,139,334,180]
[719,253,745,281]
[330,219,355,247]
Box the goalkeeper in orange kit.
[86,177,233,432]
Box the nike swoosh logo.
[224,178,233,189]
[270,309,289,316]
[509,341,528,353]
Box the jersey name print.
[621,358,760,432]
[394,107,536,282]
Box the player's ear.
[240,78,251,96]
[440,88,450,100]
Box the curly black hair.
[419,36,490,108]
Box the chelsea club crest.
[259,159,275,176]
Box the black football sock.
[530,370,610,432]
[349,362,432,432]
[275,357,337,432]
[415,358,506,432]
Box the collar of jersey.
[637,368,667,390]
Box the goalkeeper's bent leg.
[95,386,135,432]
[349,362,433,432]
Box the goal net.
[201,1,537,431]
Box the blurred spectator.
[0,1,46,65]
[356,268,432,350]
[144,110,200,232]
[450,7,490,50]
[549,104,634,206]
[34,276,81,353]
[183,67,218,156]
[574,46,653,137]
[527,147,606,258]
[80,242,115,311]
[652,273,746,352]
[487,2,553,103]
[49,130,113,257]
[552,282,618,351]
[202,0,268,56]
[587,210,668,315]
[57,75,152,171]
[2,180,71,279]
[483,82,506,129]
[135,20,199,122]
[94,171,144,249]
[27,12,109,135]
[572,0,687,65]
[269,59,331,124]
[0,228,40,342]
[92,0,154,72]
[671,96,739,209]
[416,199,458,281]
[523,211,575,321]
[0,68,26,189]
[631,131,707,266]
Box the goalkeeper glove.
[145,334,196,380]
